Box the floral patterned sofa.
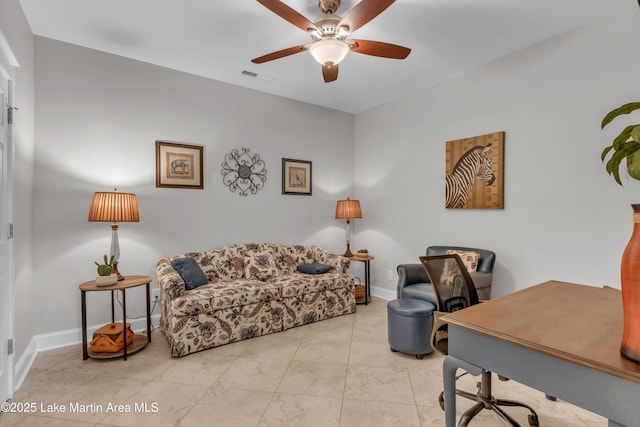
[156,243,356,357]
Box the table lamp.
[335,197,362,257]
[88,188,140,280]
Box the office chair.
[420,254,539,427]
[397,246,495,305]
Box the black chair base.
[440,371,539,427]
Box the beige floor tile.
[241,334,302,360]
[178,385,273,427]
[294,338,351,364]
[0,413,95,426]
[350,322,388,343]
[34,375,149,423]
[349,340,406,368]
[155,353,235,386]
[216,356,290,392]
[99,381,208,427]
[345,365,414,405]
[305,316,354,341]
[404,349,444,372]
[277,323,312,338]
[340,399,421,427]
[566,401,609,423]
[406,364,444,407]
[259,393,341,427]
[47,352,177,381]
[14,369,92,398]
[6,295,608,427]
[277,360,347,398]
[30,344,82,371]
[205,337,253,356]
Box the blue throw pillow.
[297,263,332,274]
[172,258,208,290]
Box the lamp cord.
[114,291,159,334]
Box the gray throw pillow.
[172,258,208,290]
[297,263,332,274]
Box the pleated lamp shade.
[335,198,362,221]
[88,190,140,223]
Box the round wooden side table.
[79,275,152,360]
[347,255,374,305]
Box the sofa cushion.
[172,258,209,290]
[297,263,332,274]
[268,272,353,297]
[171,279,281,316]
[244,251,278,280]
[205,245,245,280]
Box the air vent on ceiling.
[242,70,258,77]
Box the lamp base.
[113,261,125,281]
[342,243,353,258]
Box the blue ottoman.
[387,298,435,359]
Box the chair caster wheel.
[528,414,539,426]
[390,347,397,352]
[416,354,424,360]
[438,391,445,411]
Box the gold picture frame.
[156,141,204,189]
[282,158,312,195]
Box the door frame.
[0,28,16,403]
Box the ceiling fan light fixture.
[309,38,350,67]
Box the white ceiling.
[18,0,632,113]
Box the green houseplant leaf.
[602,102,640,129]
[601,102,640,186]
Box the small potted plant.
[95,254,117,286]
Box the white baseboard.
[370,285,395,301]
[13,314,160,394]
[13,336,37,393]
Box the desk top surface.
[443,280,640,382]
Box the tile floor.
[1,297,608,426]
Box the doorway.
[0,44,15,403]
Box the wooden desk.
[442,281,640,427]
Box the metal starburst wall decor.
[221,148,267,196]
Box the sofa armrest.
[396,263,430,298]
[311,247,350,273]
[156,257,186,300]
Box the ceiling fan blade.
[349,40,411,59]
[252,45,308,64]
[322,64,338,83]
[257,0,319,33]
[338,0,395,33]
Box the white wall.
[354,4,640,298]
[16,0,640,349]
[33,37,355,334]
[0,0,35,363]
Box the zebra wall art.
[445,132,504,209]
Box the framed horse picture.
[445,131,504,209]
[156,141,204,189]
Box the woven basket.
[353,277,366,301]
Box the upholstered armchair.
[396,246,496,303]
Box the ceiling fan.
[251,0,411,83]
